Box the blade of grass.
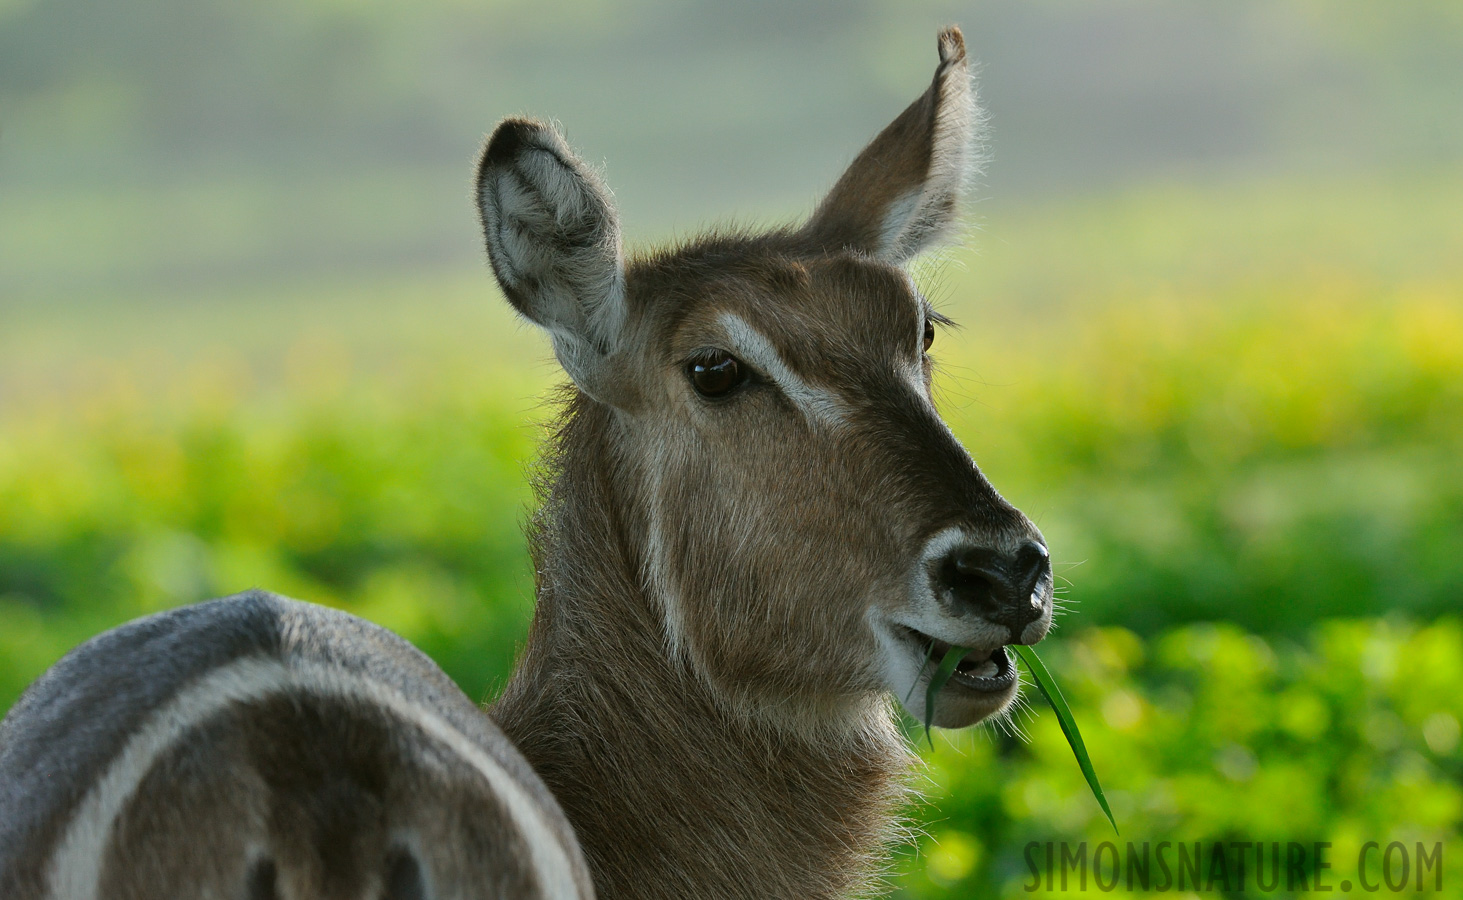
[905,639,938,706]
[923,644,971,750]
[1011,643,1118,834]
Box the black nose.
[934,540,1051,636]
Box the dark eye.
[922,318,935,353]
[687,351,746,399]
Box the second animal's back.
[0,590,593,900]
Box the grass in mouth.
[921,643,1117,834]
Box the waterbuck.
[0,25,1052,900]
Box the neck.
[490,398,912,900]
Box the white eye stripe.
[714,313,848,427]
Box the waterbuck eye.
[687,351,745,399]
[922,318,935,352]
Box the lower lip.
[947,645,1015,693]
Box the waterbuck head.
[475,27,1052,736]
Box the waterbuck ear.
[799,27,980,264]
[476,118,630,404]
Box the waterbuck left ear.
[799,27,980,263]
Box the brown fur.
[494,388,912,899]
[491,240,1037,897]
[486,30,1043,890]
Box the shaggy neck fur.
[491,396,913,900]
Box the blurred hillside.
[3,0,1462,312]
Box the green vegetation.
[897,620,1462,897]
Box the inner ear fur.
[475,118,635,406]
[799,27,981,263]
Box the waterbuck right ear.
[799,27,980,264]
[476,118,629,404]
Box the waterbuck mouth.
[904,628,1015,694]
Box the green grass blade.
[923,644,971,749]
[1011,643,1118,834]
[905,639,938,706]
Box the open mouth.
[902,627,1015,693]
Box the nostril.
[947,548,1004,590]
[933,541,1050,632]
[951,548,1001,581]
[1014,541,1051,599]
[937,548,1010,616]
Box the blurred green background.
[1,0,1460,895]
